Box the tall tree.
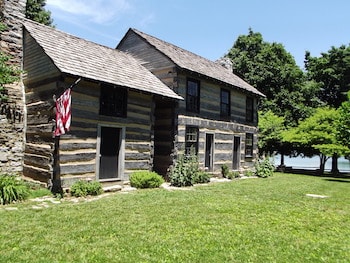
[305,45,350,108]
[25,0,53,26]
[226,29,319,126]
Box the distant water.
[272,155,350,173]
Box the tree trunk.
[331,153,339,175]
[280,153,285,166]
[318,154,327,175]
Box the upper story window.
[186,79,200,113]
[245,133,253,158]
[246,96,254,122]
[100,84,127,117]
[185,126,199,155]
[220,88,231,117]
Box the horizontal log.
[125,152,150,161]
[26,100,54,115]
[124,160,150,170]
[25,143,53,157]
[27,114,53,125]
[60,152,96,163]
[24,153,52,170]
[26,132,54,144]
[23,164,51,183]
[60,142,96,151]
[26,123,53,134]
[125,142,150,152]
[60,163,96,175]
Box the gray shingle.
[23,20,183,100]
[130,28,265,97]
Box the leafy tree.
[25,0,53,26]
[282,107,349,174]
[305,45,350,108]
[258,110,285,155]
[0,23,20,102]
[227,28,318,126]
[336,91,350,150]
[258,110,293,166]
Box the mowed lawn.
[1,173,349,262]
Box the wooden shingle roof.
[128,28,265,97]
[22,20,183,100]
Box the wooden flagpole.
[52,77,81,194]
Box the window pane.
[188,82,198,96]
[100,85,127,117]
[185,126,199,154]
[221,90,229,104]
[186,79,200,112]
[246,97,253,122]
[221,89,230,117]
[245,133,253,157]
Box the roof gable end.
[127,28,265,97]
[22,20,182,100]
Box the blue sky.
[46,0,350,69]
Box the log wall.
[175,74,259,173]
[24,76,156,186]
[58,78,155,186]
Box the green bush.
[227,171,240,179]
[169,149,200,187]
[70,180,103,197]
[254,157,275,178]
[193,171,211,184]
[244,170,254,177]
[130,171,164,189]
[0,174,29,205]
[221,164,230,178]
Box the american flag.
[54,88,71,137]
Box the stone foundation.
[0,0,26,174]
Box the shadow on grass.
[279,167,350,179]
[324,178,350,183]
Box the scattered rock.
[4,207,18,211]
[121,186,137,192]
[103,185,122,192]
[210,177,231,183]
[306,194,329,198]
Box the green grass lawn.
[1,173,349,262]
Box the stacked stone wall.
[0,0,26,173]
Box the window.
[220,88,230,117]
[185,126,199,154]
[245,133,253,158]
[100,84,127,117]
[246,97,254,122]
[186,79,200,113]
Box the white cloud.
[46,0,131,24]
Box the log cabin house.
[117,29,265,176]
[22,19,264,188]
[22,20,182,188]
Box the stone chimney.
[0,0,26,173]
[216,56,233,72]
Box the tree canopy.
[25,0,53,26]
[258,110,285,155]
[282,107,349,174]
[336,91,350,149]
[305,45,350,108]
[226,28,319,126]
